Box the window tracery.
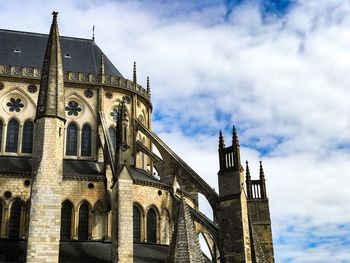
[6,98,24,112]
[65,101,81,116]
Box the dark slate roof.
[0,29,123,77]
[0,239,169,263]
[0,156,103,178]
[129,166,170,187]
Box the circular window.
[24,180,31,187]
[105,91,113,99]
[84,89,94,98]
[65,101,81,116]
[88,183,94,189]
[6,98,24,112]
[123,95,131,104]
[0,82,4,91]
[158,190,162,196]
[4,191,12,199]
[27,84,38,93]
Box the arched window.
[9,199,22,238]
[66,123,78,156]
[22,121,34,153]
[147,208,157,243]
[60,201,73,240]
[133,205,141,242]
[81,124,92,157]
[109,127,116,151]
[78,202,89,240]
[0,119,3,151]
[5,119,19,153]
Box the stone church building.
[0,12,274,263]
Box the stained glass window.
[22,121,34,153]
[109,127,116,151]
[0,119,3,151]
[5,119,19,153]
[66,123,78,156]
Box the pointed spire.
[219,130,225,149]
[259,161,265,180]
[246,160,251,179]
[168,198,204,263]
[92,25,95,41]
[36,11,65,121]
[246,160,252,198]
[232,125,240,146]
[133,61,137,85]
[146,76,151,96]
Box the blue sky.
[1,0,350,262]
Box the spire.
[146,76,151,97]
[246,160,252,198]
[259,161,267,198]
[36,11,65,121]
[232,125,239,146]
[133,61,137,85]
[219,130,225,149]
[92,25,95,41]
[259,161,265,180]
[168,198,204,263]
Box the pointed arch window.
[109,127,116,151]
[0,119,3,151]
[147,208,157,243]
[22,120,34,153]
[133,205,141,242]
[5,119,19,153]
[81,124,92,157]
[78,202,89,240]
[60,201,73,240]
[66,123,78,156]
[9,199,22,238]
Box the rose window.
[105,92,113,99]
[7,98,24,112]
[28,84,38,93]
[65,101,81,116]
[84,89,93,98]
[110,107,118,122]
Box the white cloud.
[1,0,350,261]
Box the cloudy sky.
[1,0,350,262]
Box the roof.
[0,239,169,263]
[0,156,103,178]
[0,29,123,77]
[129,166,169,186]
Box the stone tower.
[217,127,252,263]
[26,12,65,263]
[246,161,275,262]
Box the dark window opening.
[5,119,19,153]
[66,123,78,156]
[22,121,34,153]
[0,119,3,151]
[0,201,3,234]
[60,201,73,240]
[133,206,141,242]
[9,199,22,238]
[81,125,92,157]
[109,127,116,151]
[147,208,157,243]
[78,202,89,240]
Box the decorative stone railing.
[0,64,150,101]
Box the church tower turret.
[26,12,65,263]
[217,126,252,263]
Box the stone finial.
[246,160,251,179]
[146,76,151,96]
[219,130,225,149]
[100,53,105,76]
[232,125,240,146]
[36,11,65,121]
[133,61,137,85]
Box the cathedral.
[0,12,274,263]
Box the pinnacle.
[232,125,240,146]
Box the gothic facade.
[0,12,274,263]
